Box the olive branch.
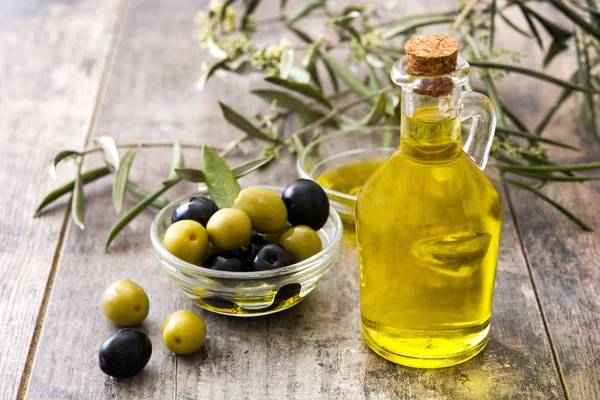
[35,0,600,248]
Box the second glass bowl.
[297,127,399,224]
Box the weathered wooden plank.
[25,0,211,398]
[509,180,600,400]
[489,8,600,397]
[504,89,600,398]
[0,1,120,399]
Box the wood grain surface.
[2,0,598,398]
[0,0,119,399]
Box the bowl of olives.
[150,181,343,317]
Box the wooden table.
[2,0,599,398]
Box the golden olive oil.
[316,159,384,197]
[355,105,502,368]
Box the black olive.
[203,296,236,309]
[203,252,250,272]
[172,196,218,227]
[253,244,296,271]
[262,283,303,311]
[281,179,329,230]
[248,235,268,261]
[99,329,152,379]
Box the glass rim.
[150,185,343,280]
[297,127,400,202]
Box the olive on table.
[234,188,288,233]
[172,196,218,227]
[162,310,207,355]
[206,208,252,251]
[253,244,296,271]
[163,220,209,264]
[279,225,323,262]
[281,179,329,230]
[101,280,150,326]
[99,329,152,379]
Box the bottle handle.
[461,92,497,171]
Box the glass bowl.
[150,185,343,317]
[297,127,399,224]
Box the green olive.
[163,220,209,264]
[234,188,288,234]
[162,310,207,355]
[279,225,323,262]
[263,223,291,243]
[102,280,150,326]
[206,208,252,251]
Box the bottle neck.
[400,87,463,162]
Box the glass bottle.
[355,35,502,368]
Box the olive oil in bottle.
[356,34,502,368]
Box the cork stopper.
[405,34,459,76]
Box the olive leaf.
[219,101,279,143]
[321,55,373,103]
[576,36,599,144]
[498,12,533,39]
[93,136,120,169]
[49,150,79,179]
[126,181,169,209]
[382,14,454,40]
[105,178,181,250]
[329,10,360,25]
[231,155,273,177]
[35,166,111,216]
[496,127,580,151]
[206,37,228,59]
[519,4,573,67]
[517,4,543,49]
[546,0,600,41]
[72,171,85,229]
[264,76,332,108]
[500,162,600,173]
[366,63,383,91]
[583,0,600,25]
[489,0,496,50]
[201,145,241,208]
[534,73,576,135]
[175,155,273,184]
[343,94,387,129]
[288,67,311,84]
[113,145,141,214]
[167,140,185,180]
[279,48,294,79]
[251,89,338,128]
[301,39,323,68]
[285,0,323,25]
[322,57,339,93]
[504,179,592,231]
[241,0,260,30]
[306,63,322,90]
[197,59,228,91]
[284,24,314,44]
[469,61,598,93]
[220,0,237,22]
[174,168,205,183]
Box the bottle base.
[362,328,489,369]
